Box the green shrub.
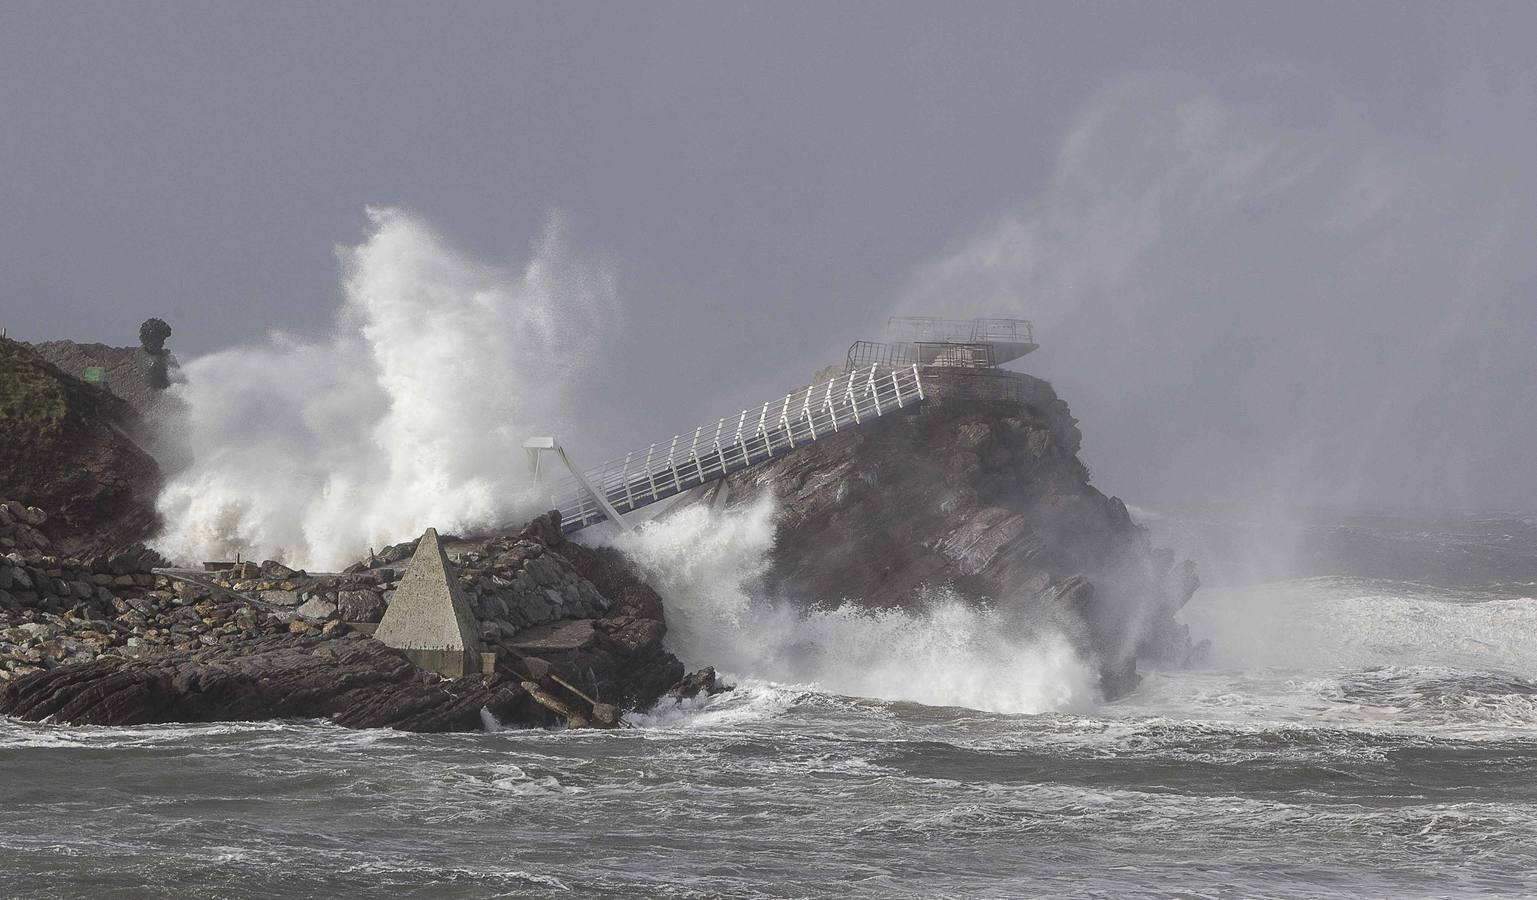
[0,338,68,447]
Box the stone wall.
[0,501,51,555]
[0,498,290,684]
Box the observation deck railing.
[847,340,1007,371]
[886,316,1034,345]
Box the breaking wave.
[1183,576,1537,676]
[152,207,618,569]
[607,499,1097,715]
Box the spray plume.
[153,207,618,569]
[896,76,1535,514]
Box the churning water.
[609,499,1099,716]
[5,509,1537,897]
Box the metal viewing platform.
[888,316,1035,345]
[847,316,1037,372]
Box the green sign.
[83,366,105,384]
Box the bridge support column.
[524,437,634,532]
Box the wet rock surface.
[0,337,163,556]
[3,362,1182,722]
[698,373,1201,696]
[0,521,274,688]
[0,632,540,731]
[668,665,729,701]
[1,499,697,731]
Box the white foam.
[608,499,1097,715]
[487,764,583,797]
[151,207,618,570]
[1087,577,1537,737]
[0,718,306,750]
[1183,577,1537,675]
[627,678,811,730]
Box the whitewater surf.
[4,509,1535,898]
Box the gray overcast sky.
[3,2,1535,512]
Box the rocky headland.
[691,370,1201,695]
[3,330,1195,727]
[1,331,719,731]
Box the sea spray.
[1184,577,1537,675]
[608,498,1098,714]
[152,207,619,569]
[891,78,1535,513]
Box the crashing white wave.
[1184,577,1537,675]
[1102,576,1537,735]
[151,207,618,570]
[607,498,1098,715]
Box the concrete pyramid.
[372,528,481,677]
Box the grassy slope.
[0,337,68,457]
[0,336,164,552]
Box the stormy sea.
[3,508,1534,899]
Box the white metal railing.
[546,363,925,532]
[887,316,1034,345]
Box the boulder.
[608,584,665,621]
[508,619,597,654]
[259,560,297,580]
[600,617,665,657]
[336,590,385,623]
[590,703,621,728]
[668,666,730,700]
[296,597,337,620]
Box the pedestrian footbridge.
[527,363,926,533]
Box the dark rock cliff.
[0,337,162,556]
[701,371,1199,695]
